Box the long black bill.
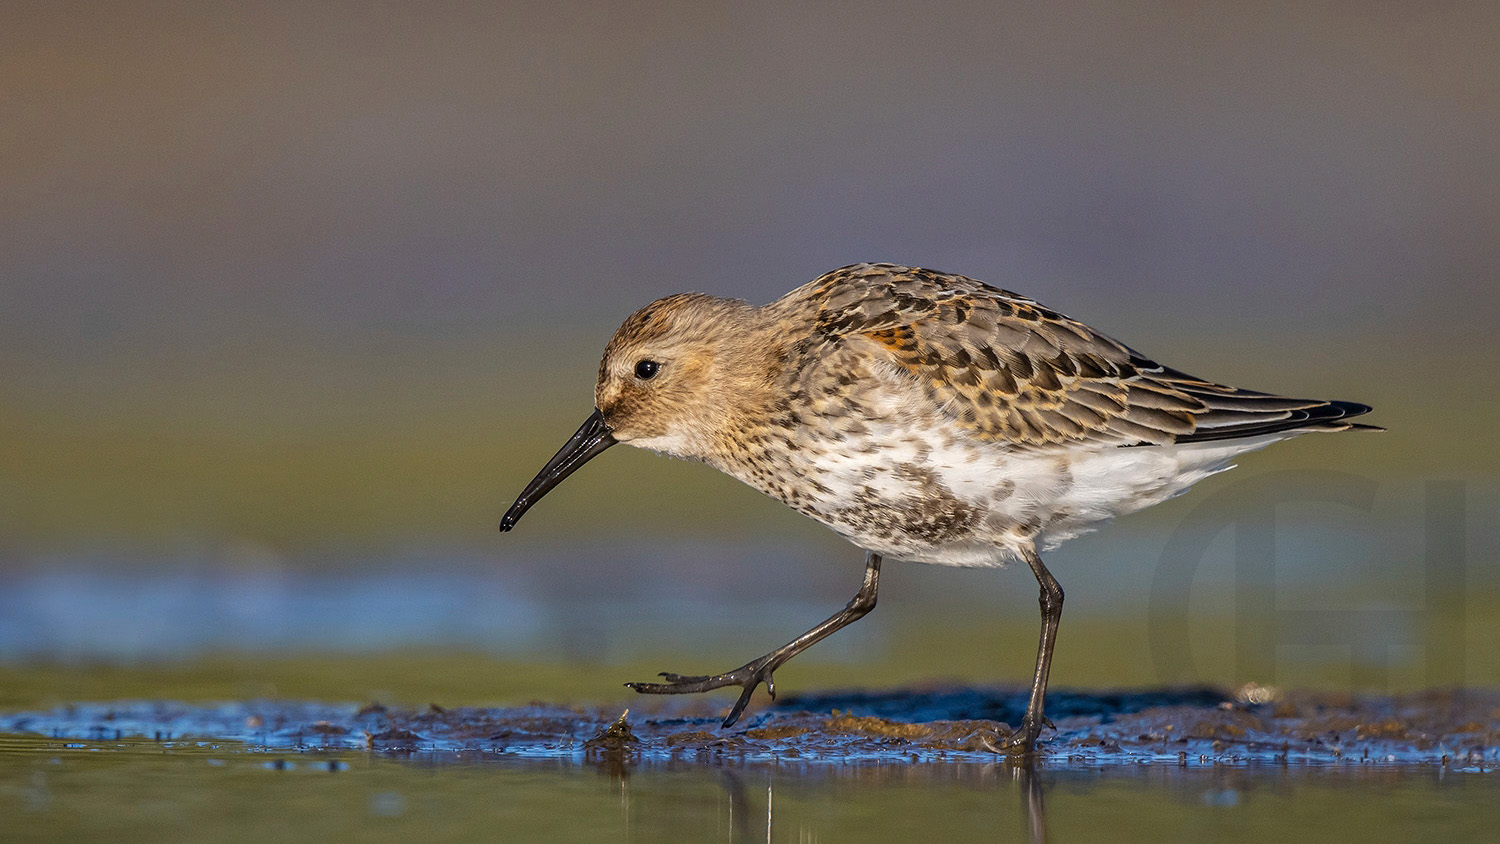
[499,408,617,532]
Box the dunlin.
[500,263,1377,750]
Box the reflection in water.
[9,694,1500,842]
[1019,763,1048,844]
[5,730,1499,844]
[719,771,756,843]
[610,757,1054,844]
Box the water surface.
[5,688,1498,843]
[3,729,1495,844]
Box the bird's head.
[499,292,760,531]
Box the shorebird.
[499,263,1377,751]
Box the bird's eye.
[634,359,661,380]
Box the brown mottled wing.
[795,264,1374,446]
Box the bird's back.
[772,263,1374,447]
[737,263,1376,564]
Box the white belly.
[764,423,1296,567]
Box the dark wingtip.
[1174,397,1378,443]
[1324,401,1382,432]
[1328,400,1374,418]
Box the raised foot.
[625,657,777,728]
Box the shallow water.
[3,729,1497,844]
[4,688,1499,843]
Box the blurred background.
[2,0,1496,710]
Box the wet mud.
[6,685,1498,770]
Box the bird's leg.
[628,552,883,728]
[1004,546,1064,752]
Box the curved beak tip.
[497,409,615,534]
[498,502,527,532]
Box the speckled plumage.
[589,263,1374,566]
[501,262,1378,748]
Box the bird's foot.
[626,654,778,728]
[1000,714,1055,753]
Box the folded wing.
[799,264,1376,447]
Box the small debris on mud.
[583,710,640,753]
[5,686,1498,769]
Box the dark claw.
[725,686,758,728]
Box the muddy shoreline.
[6,686,1497,771]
